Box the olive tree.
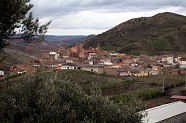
[0,72,145,123]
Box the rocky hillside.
[84,12,186,55]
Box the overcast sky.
[31,0,186,35]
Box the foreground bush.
[0,72,145,123]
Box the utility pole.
[185,74,186,87]
[163,76,165,92]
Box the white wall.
[61,66,77,70]
[0,70,4,76]
[166,57,174,64]
[50,52,57,55]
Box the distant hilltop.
[84,12,186,55]
[45,34,96,46]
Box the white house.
[87,53,98,60]
[179,57,186,69]
[0,70,4,77]
[141,101,186,123]
[179,57,186,65]
[49,52,57,55]
[54,54,60,60]
[61,63,78,70]
[162,56,174,64]
[166,56,174,64]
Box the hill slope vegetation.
[84,12,186,55]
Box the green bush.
[137,90,163,100]
[0,72,145,123]
[111,89,162,102]
[111,94,134,102]
[0,73,25,82]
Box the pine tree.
[21,12,52,41]
[0,0,33,49]
[0,0,51,49]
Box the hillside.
[84,12,186,55]
[0,39,62,68]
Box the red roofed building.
[170,95,186,103]
[79,49,98,59]
[152,65,162,70]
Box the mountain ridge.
[84,12,186,55]
[45,34,96,46]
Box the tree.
[0,0,33,49]
[38,20,52,41]
[0,0,51,49]
[21,12,39,41]
[21,12,52,41]
[0,72,145,122]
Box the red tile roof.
[170,95,186,100]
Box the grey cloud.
[31,0,186,17]
[30,0,186,35]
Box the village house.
[109,52,120,56]
[64,57,79,64]
[105,62,124,69]
[61,63,79,70]
[79,50,89,59]
[133,70,148,77]
[166,56,174,64]
[100,58,112,65]
[0,70,4,77]
[87,53,99,60]
[161,55,175,64]
[118,70,132,78]
[110,56,122,63]
[131,56,139,62]
[52,63,62,71]
[58,48,71,59]
[146,69,161,76]
[122,58,132,66]
[70,43,84,53]
[104,68,129,76]
[79,64,104,74]
[179,57,186,69]
[70,45,79,53]
[130,67,148,77]
[49,52,57,55]
[88,57,102,65]
[152,65,162,70]
[54,53,60,60]
[79,49,98,59]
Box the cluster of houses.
[1,43,186,78]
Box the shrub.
[0,72,145,123]
[137,90,163,100]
